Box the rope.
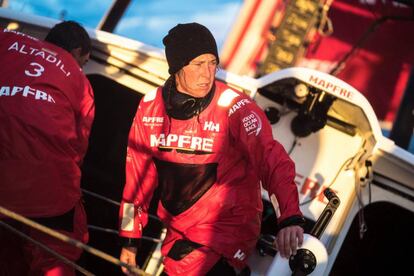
[82,189,160,221]
[88,225,162,243]
[0,220,94,276]
[89,224,119,234]
[82,189,121,206]
[299,156,353,206]
[318,0,334,36]
[0,205,149,276]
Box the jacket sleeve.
[75,76,95,165]
[118,103,158,239]
[228,95,303,224]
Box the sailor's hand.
[120,246,138,275]
[275,225,304,258]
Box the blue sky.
[8,0,243,50]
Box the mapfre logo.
[0,85,55,103]
[150,133,214,152]
[143,116,164,123]
[229,98,251,116]
[142,116,164,127]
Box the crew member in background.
[0,21,94,275]
[118,22,304,275]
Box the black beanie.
[163,23,219,75]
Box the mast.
[97,0,131,33]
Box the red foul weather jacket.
[0,29,94,218]
[118,80,302,268]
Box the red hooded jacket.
[0,28,94,218]
[118,80,301,267]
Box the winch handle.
[310,188,340,239]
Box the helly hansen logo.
[233,249,246,261]
[203,121,219,132]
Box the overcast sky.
[8,0,243,50]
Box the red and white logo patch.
[242,111,262,136]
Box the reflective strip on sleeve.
[270,193,281,219]
[121,203,135,231]
[218,89,239,107]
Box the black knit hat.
[163,23,219,75]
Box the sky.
[7,0,243,50]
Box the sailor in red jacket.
[0,21,94,275]
[119,23,304,275]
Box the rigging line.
[354,164,370,239]
[88,225,163,243]
[82,188,120,206]
[299,156,354,206]
[288,136,298,155]
[329,15,414,76]
[0,221,94,276]
[0,205,149,276]
[82,188,160,221]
